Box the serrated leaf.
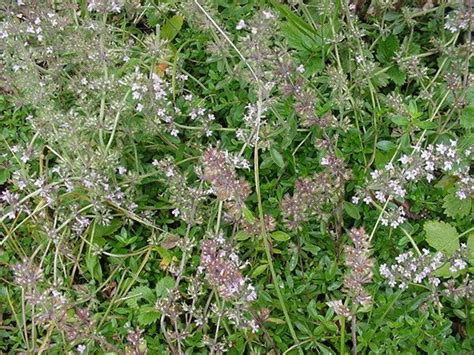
[343,201,360,220]
[271,231,290,241]
[138,306,161,326]
[270,148,285,168]
[156,276,175,298]
[460,106,474,129]
[376,35,399,63]
[424,221,459,255]
[126,286,155,309]
[252,264,268,277]
[161,15,184,41]
[443,193,472,218]
[387,66,406,86]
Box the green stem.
[253,92,302,354]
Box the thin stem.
[351,315,357,355]
[253,90,302,353]
[193,0,259,83]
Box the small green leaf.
[376,140,395,152]
[467,233,474,261]
[414,120,437,130]
[424,221,459,255]
[161,15,184,41]
[242,205,256,224]
[271,231,291,241]
[270,148,285,168]
[391,116,409,126]
[235,231,251,241]
[302,243,320,255]
[453,309,467,319]
[85,253,102,282]
[94,219,123,238]
[267,317,286,324]
[252,264,268,277]
[344,201,360,220]
[0,169,9,184]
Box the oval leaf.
[271,231,291,241]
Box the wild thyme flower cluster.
[11,260,100,345]
[87,0,124,13]
[199,233,256,303]
[237,9,279,80]
[201,147,251,219]
[352,141,473,227]
[379,244,469,290]
[342,228,374,306]
[444,7,474,33]
[235,103,268,147]
[328,228,374,319]
[240,215,276,236]
[126,327,147,355]
[276,59,333,128]
[153,157,207,224]
[396,53,428,80]
[282,153,351,230]
[196,233,259,334]
[123,67,188,137]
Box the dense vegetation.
[0,0,473,353]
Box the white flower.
[370,170,380,179]
[296,64,305,73]
[375,191,386,203]
[77,344,86,354]
[172,208,180,217]
[363,196,372,204]
[399,155,410,165]
[236,19,246,30]
[117,166,127,175]
[262,10,275,19]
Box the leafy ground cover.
[0,0,473,354]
